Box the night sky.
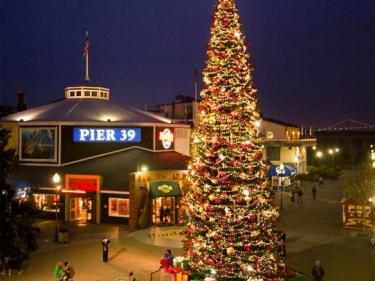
[1,0,374,127]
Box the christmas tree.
[183,0,289,280]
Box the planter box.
[58,231,69,243]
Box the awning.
[8,180,31,199]
[268,165,296,177]
[149,181,181,197]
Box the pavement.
[2,169,375,281]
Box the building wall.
[259,120,300,140]
[260,119,310,174]
[128,170,188,231]
[175,127,191,156]
[0,122,18,151]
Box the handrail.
[294,270,314,280]
[150,267,161,281]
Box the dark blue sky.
[1,0,374,127]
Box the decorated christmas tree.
[183,0,291,280]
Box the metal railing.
[150,268,161,281]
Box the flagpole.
[84,31,90,82]
[85,49,89,81]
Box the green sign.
[149,181,181,197]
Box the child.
[54,262,66,281]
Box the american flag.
[83,31,89,58]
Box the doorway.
[152,197,176,225]
[69,197,92,223]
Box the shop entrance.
[152,197,177,225]
[69,196,92,223]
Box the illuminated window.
[70,91,75,97]
[76,91,81,96]
[108,198,129,217]
[84,91,90,96]
[92,91,97,96]
[33,194,60,212]
[266,131,274,139]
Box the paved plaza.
[2,170,375,281]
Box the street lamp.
[52,173,61,242]
[316,151,323,158]
[140,165,148,172]
[328,148,339,166]
[276,163,285,211]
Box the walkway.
[2,169,375,281]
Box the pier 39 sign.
[73,128,141,143]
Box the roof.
[1,98,173,124]
[9,149,190,191]
[262,116,299,128]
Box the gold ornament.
[209,194,216,201]
[226,247,235,256]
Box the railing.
[150,268,161,281]
[293,269,314,280]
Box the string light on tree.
[182,0,293,280]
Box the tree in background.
[183,0,290,280]
[0,128,39,272]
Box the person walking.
[280,232,287,257]
[311,260,325,281]
[159,206,164,223]
[101,237,110,262]
[297,189,303,205]
[291,190,295,203]
[318,176,324,187]
[312,185,317,200]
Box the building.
[153,100,316,177]
[1,83,191,230]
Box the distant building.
[259,117,315,175]
[152,100,316,176]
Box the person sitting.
[63,261,75,281]
[165,249,174,264]
[160,253,170,269]
[54,262,66,281]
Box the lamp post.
[276,163,285,211]
[52,173,61,242]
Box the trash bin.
[58,229,69,243]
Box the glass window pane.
[108,198,129,217]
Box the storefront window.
[108,198,129,217]
[33,194,60,212]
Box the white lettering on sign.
[73,128,141,143]
[97,129,105,141]
[79,129,90,141]
[90,129,95,141]
[107,130,115,141]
